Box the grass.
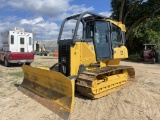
[9,71,24,78]
[125,54,140,62]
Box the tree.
[111,0,160,40]
[111,0,160,54]
[126,16,160,54]
[119,0,125,22]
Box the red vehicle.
[0,27,34,66]
[0,51,34,66]
[138,44,159,63]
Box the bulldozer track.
[76,66,135,99]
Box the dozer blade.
[19,65,75,120]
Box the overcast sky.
[0,0,112,42]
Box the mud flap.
[19,65,75,120]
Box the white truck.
[0,27,34,66]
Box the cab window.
[111,24,122,43]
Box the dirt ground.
[0,55,160,120]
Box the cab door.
[93,20,113,61]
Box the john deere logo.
[120,51,123,55]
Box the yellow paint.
[69,41,128,75]
[106,19,126,32]
[91,70,128,98]
[114,46,128,59]
[21,65,75,113]
[70,42,97,76]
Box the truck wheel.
[4,58,10,67]
[26,63,31,66]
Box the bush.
[126,54,139,62]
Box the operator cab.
[57,12,126,76]
[58,12,125,61]
[85,20,125,60]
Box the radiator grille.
[58,45,70,76]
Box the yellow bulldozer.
[19,12,135,119]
